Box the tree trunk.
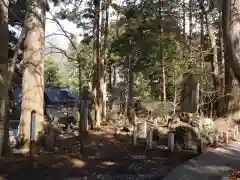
[222,0,240,119]
[127,55,133,124]
[189,0,193,44]
[101,0,109,122]
[182,0,186,42]
[20,0,47,145]
[113,64,116,87]
[94,0,102,128]
[159,0,166,101]
[182,0,186,58]
[0,0,9,157]
[216,8,226,116]
[222,0,240,83]
[188,0,193,69]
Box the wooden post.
[213,134,218,147]
[235,125,239,137]
[197,136,204,154]
[223,132,229,144]
[133,127,137,146]
[147,130,153,149]
[83,100,89,132]
[168,132,174,152]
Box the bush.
[15,135,28,149]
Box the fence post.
[83,100,89,132]
[148,130,153,149]
[168,132,174,152]
[143,120,147,138]
[133,127,137,146]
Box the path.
[165,141,240,180]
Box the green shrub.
[15,135,28,149]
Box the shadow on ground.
[165,142,240,180]
[0,127,198,180]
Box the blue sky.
[45,3,81,51]
[45,0,121,51]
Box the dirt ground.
[0,125,198,180]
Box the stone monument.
[180,73,199,113]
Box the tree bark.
[182,0,186,58]
[101,0,109,122]
[159,0,166,101]
[20,0,47,145]
[189,0,193,44]
[222,0,240,84]
[0,0,9,156]
[94,0,102,128]
[127,55,133,124]
[182,0,186,43]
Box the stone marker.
[180,73,199,113]
[147,130,153,149]
[133,127,137,146]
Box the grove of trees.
[0,0,239,156]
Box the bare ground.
[0,125,198,180]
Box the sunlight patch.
[101,161,116,166]
[71,158,86,167]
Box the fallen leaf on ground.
[228,168,240,180]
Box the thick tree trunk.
[0,0,9,156]
[159,0,166,101]
[101,0,109,122]
[222,0,240,118]
[222,0,240,83]
[205,19,221,117]
[94,0,102,128]
[100,1,106,122]
[20,0,47,145]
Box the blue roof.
[13,86,80,107]
[45,87,80,102]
